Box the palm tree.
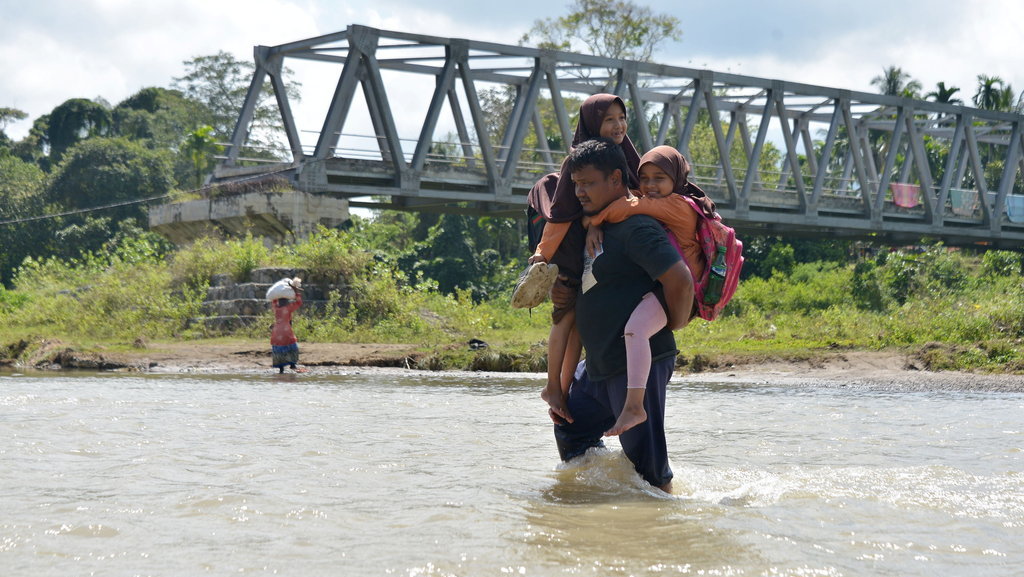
[973,75,1010,111]
[868,66,923,176]
[997,85,1017,112]
[970,75,1019,187]
[871,66,922,97]
[925,82,962,106]
[183,125,222,190]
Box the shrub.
[981,250,1021,278]
[276,226,371,282]
[851,260,886,311]
[169,237,234,291]
[227,234,269,282]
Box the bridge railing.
[213,24,1024,247]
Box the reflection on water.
[1,370,1022,576]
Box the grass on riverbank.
[1,229,1022,373]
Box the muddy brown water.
[2,369,1022,575]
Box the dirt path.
[8,339,1023,392]
[8,340,422,373]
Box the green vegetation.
[681,246,1024,373]
[2,3,1023,373]
[1,220,1021,374]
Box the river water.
[2,369,1022,576]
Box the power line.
[0,163,302,227]
[0,192,174,226]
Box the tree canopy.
[172,51,301,158]
[46,98,114,162]
[870,65,922,98]
[521,0,681,63]
[47,137,175,222]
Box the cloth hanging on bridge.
[949,189,979,217]
[1006,195,1024,223]
[890,183,921,208]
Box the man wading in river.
[545,138,694,493]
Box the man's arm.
[657,260,694,330]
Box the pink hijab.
[638,145,717,218]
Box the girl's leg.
[624,292,668,388]
[560,316,581,395]
[541,309,576,423]
[605,293,667,437]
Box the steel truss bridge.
[214,24,1024,248]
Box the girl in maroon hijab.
[527,93,642,414]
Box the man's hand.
[585,225,604,258]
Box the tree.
[402,214,481,296]
[112,86,211,188]
[0,107,28,152]
[46,98,113,162]
[522,0,681,64]
[870,66,922,98]
[172,51,302,158]
[925,82,962,106]
[9,114,49,169]
[0,156,49,284]
[0,107,27,133]
[47,137,175,227]
[182,125,222,189]
[971,75,1018,186]
[113,87,199,147]
[973,74,1016,112]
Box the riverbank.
[5,338,1022,392]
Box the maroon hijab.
[540,93,642,222]
[638,145,717,218]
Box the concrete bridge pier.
[148,189,350,246]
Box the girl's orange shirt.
[589,194,705,281]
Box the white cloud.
[675,0,1023,104]
[2,0,1021,143]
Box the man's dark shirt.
[576,214,681,381]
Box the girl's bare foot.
[605,404,647,436]
[541,384,572,424]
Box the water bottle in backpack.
[704,245,728,305]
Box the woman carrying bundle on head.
[268,277,307,373]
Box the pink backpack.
[676,196,744,321]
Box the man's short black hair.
[566,137,629,183]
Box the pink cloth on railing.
[890,183,921,208]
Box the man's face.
[572,165,622,215]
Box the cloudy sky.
[2,0,1021,142]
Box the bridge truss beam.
[215,25,1024,248]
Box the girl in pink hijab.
[587,145,715,436]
